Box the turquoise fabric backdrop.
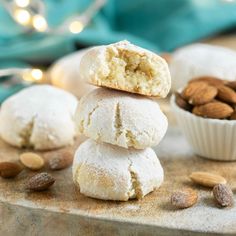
[0,0,236,100]
[1,0,236,61]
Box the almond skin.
[48,150,73,170]
[213,184,234,207]
[192,101,233,119]
[171,188,198,209]
[226,81,236,90]
[190,76,226,87]
[20,152,45,170]
[181,82,208,100]
[189,172,227,187]
[189,85,217,105]
[160,53,171,64]
[230,111,236,120]
[175,92,192,111]
[0,162,23,178]
[217,85,236,104]
[26,172,55,191]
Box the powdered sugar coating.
[75,88,168,149]
[80,40,171,97]
[49,49,95,98]
[0,85,78,150]
[170,43,236,90]
[72,139,164,201]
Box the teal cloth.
[1,0,236,60]
[1,0,236,101]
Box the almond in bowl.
[171,76,236,161]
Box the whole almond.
[217,85,236,104]
[26,172,55,191]
[230,111,236,120]
[189,172,226,187]
[171,188,198,209]
[213,184,234,207]
[181,82,207,100]
[190,76,225,87]
[175,92,192,111]
[48,150,73,170]
[226,81,236,90]
[20,152,45,170]
[189,85,217,105]
[0,162,23,178]
[192,101,233,119]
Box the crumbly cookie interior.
[128,163,143,199]
[102,47,162,95]
[19,118,35,148]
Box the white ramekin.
[171,94,236,161]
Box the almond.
[217,85,236,104]
[47,150,73,170]
[189,171,226,187]
[171,188,198,209]
[189,85,217,105]
[230,111,236,120]
[213,184,234,207]
[20,152,45,170]
[192,101,233,119]
[175,92,192,111]
[160,53,171,64]
[190,76,225,87]
[0,162,23,178]
[26,172,55,191]
[226,81,236,90]
[181,82,208,100]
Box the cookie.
[80,40,171,97]
[75,88,168,149]
[72,139,164,201]
[0,85,77,150]
[170,43,236,90]
[49,49,95,98]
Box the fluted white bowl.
[171,94,236,161]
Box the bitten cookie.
[72,139,164,201]
[80,40,171,97]
[49,49,95,98]
[0,85,77,150]
[75,88,168,149]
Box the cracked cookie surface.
[75,88,168,149]
[72,139,164,201]
[0,85,78,150]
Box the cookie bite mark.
[80,41,171,97]
[104,46,159,95]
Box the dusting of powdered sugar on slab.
[1,117,236,235]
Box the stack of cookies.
[72,41,171,201]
